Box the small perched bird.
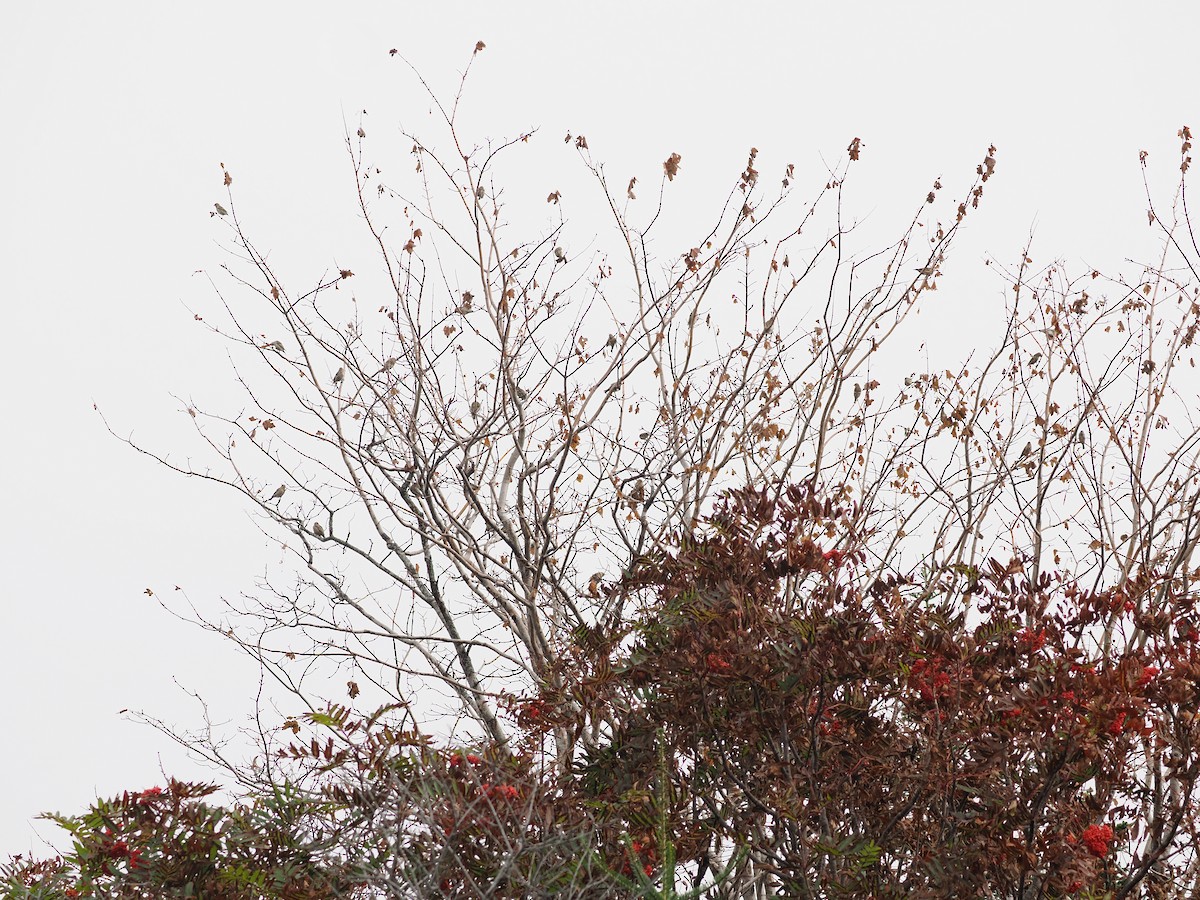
[553,246,566,264]
[213,203,228,216]
[269,484,287,501]
[312,522,325,538]
[382,357,398,371]
[1017,442,1034,460]
[265,340,286,353]
[470,400,481,418]
[587,572,604,598]
[332,367,346,385]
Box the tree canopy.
[9,48,1200,899]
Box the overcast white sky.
[2,1,1197,856]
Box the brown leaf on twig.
[664,153,682,181]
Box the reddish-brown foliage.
[541,481,1200,897]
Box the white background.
[1,0,1195,856]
